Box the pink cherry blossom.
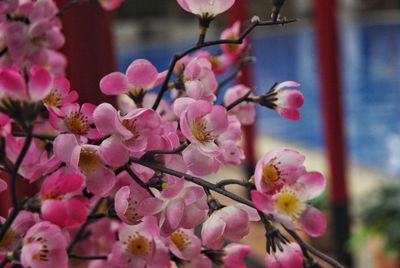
[220,21,248,60]
[99,59,165,96]
[98,0,124,11]
[54,134,116,196]
[40,170,87,228]
[254,148,306,194]
[93,103,164,165]
[114,182,152,224]
[43,76,78,112]
[138,177,208,235]
[4,1,64,68]
[117,93,176,122]
[174,98,229,175]
[201,203,259,249]
[5,136,59,183]
[251,172,327,237]
[183,57,218,102]
[49,102,100,139]
[224,84,255,125]
[0,210,36,253]
[166,228,201,261]
[265,242,304,268]
[222,243,251,268]
[21,221,68,268]
[108,217,169,268]
[216,115,244,165]
[0,65,52,102]
[259,81,304,120]
[176,0,235,19]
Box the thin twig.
[152,18,297,110]
[12,132,55,141]
[130,157,254,208]
[68,254,107,260]
[215,179,250,189]
[285,227,345,268]
[124,165,154,197]
[141,142,188,159]
[225,89,253,111]
[0,127,33,242]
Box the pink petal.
[53,134,79,163]
[86,166,116,197]
[126,59,158,90]
[166,199,184,230]
[28,65,52,101]
[277,108,300,120]
[0,67,25,99]
[250,190,274,214]
[138,198,164,216]
[300,206,327,237]
[99,72,128,95]
[276,81,300,90]
[98,0,124,10]
[99,136,129,167]
[41,199,87,228]
[201,215,226,247]
[297,172,325,199]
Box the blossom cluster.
[0,0,329,268]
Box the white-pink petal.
[99,72,129,95]
[300,206,327,237]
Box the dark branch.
[225,89,253,111]
[152,17,297,111]
[68,254,107,260]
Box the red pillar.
[228,0,256,177]
[313,0,352,266]
[56,0,116,104]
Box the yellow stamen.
[126,234,151,257]
[43,89,62,107]
[122,119,141,141]
[170,231,188,251]
[262,164,280,185]
[191,119,214,143]
[275,189,304,218]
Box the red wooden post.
[228,0,256,177]
[56,0,116,104]
[313,0,352,266]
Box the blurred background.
[58,0,400,267]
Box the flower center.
[41,189,62,200]
[126,234,151,257]
[43,89,62,107]
[124,197,140,223]
[26,236,50,262]
[170,231,188,251]
[122,119,141,141]
[78,148,99,173]
[262,164,280,185]
[275,189,304,218]
[191,118,214,143]
[0,229,15,249]
[64,111,89,135]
